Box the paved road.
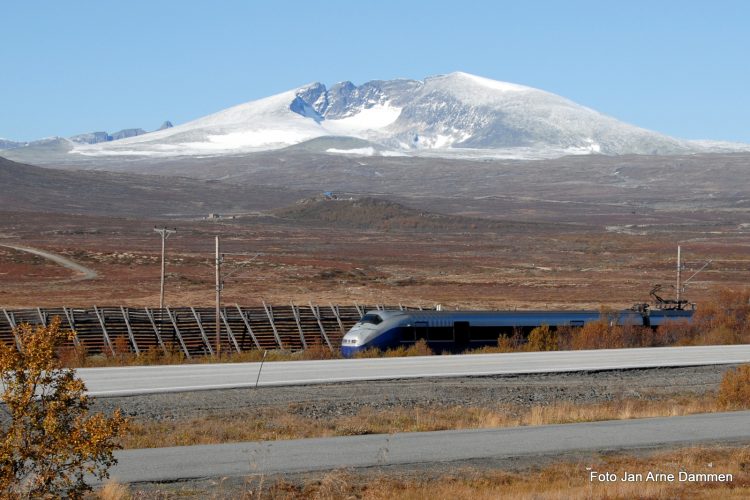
[0,243,98,280]
[81,344,750,396]
[109,411,750,483]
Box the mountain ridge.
[4,72,750,161]
[0,121,173,149]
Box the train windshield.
[360,314,383,325]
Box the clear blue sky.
[1,0,748,142]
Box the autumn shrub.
[717,364,750,410]
[495,331,525,352]
[616,323,652,347]
[352,347,383,358]
[655,319,695,346]
[0,318,127,499]
[406,339,435,356]
[526,325,557,351]
[381,345,409,357]
[296,340,340,360]
[57,343,89,368]
[691,288,750,345]
[383,339,434,357]
[569,320,609,350]
[139,345,167,365]
[496,335,516,353]
[111,336,134,364]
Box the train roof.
[363,308,693,319]
[366,309,694,318]
[367,309,619,317]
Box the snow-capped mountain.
[23,73,750,159]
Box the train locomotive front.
[340,310,409,356]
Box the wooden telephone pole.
[153,227,176,309]
[215,235,222,355]
[213,236,261,356]
[676,245,682,304]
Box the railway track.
[0,303,425,357]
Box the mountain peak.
[431,71,534,93]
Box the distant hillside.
[0,156,309,217]
[273,196,540,232]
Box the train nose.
[341,338,364,357]
[341,344,361,358]
[341,328,365,357]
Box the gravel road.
[92,365,732,421]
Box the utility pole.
[153,227,176,309]
[212,236,260,357]
[676,245,682,304]
[215,235,221,356]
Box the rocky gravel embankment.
[92,365,732,421]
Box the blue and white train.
[340,308,693,357]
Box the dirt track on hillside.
[0,243,98,280]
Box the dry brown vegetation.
[98,445,750,499]
[57,341,341,369]
[254,446,750,499]
[120,384,745,450]
[2,196,749,312]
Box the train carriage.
[341,308,694,357]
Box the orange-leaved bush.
[0,317,127,499]
[717,364,750,410]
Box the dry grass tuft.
[98,481,131,500]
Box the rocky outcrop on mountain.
[69,131,112,144]
[0,139,23,150]
[68,128,146,145]
[110,128,146,140]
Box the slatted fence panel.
[0,303,433,356]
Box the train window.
[401,327,416,342]
[428,327,454,341]
[414,321,428,341]
[470,327,499,341]
[454,321,470,344]
[360,314,383,325]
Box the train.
[340,307,694,357]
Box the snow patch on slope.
[449,71,531,93]
[326,147,376,156]
[323,104,401,134]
